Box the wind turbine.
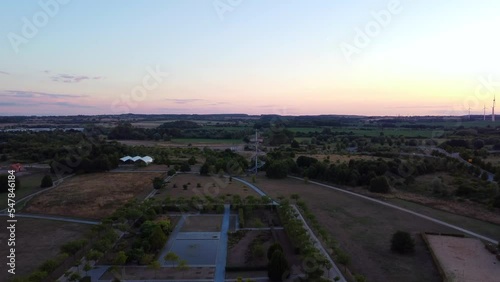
[468,106,471,120]
[493,95,496,122]
[484,105,486,121]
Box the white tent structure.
[120,155,154,165]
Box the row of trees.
[108,121,252,141]
[200,148,249,176]
[278,200,331,280]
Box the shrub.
[391,231,415,254]
[60,239,87,254]
[267,250,289,281]
[252,243,265,259]
[455,185,475,197]
[200,163,209,175]
[238,208,245,228]
[40,175,53,188]
[180,162,191,172]
[369,176,390,193]
[267,243,284,260]
[39,259,59,273]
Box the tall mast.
[255,130,258,174]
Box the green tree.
[177,259,189,271]
[164,251,179,267]
[266,160,290,179]
[149,225,167,251]
[267,250,289,281]
[152,177,165,189]
[180,162,191,172]
[114,251,128,265]
[369,176,390,193]
[200,163,210,175]
[267,243,284,260]
[188,156,197,165]
[148,261,161,279]
[354,274,367,282]
[68,272,81,282]
[337,251,350,272]
[83,262,92,276]
[40,175,53,188]
[391,231,415,254]
[39,259,58,273]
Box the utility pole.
[255,130,258,174]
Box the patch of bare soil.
[425,235,500,282]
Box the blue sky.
[1,0,499,116]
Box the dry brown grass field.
[25,172,163,219]
[296,153,388,163]
[154,173,261,200]
[244,174,460,282]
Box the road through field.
[288,176,498,245]
[0,213,99,225]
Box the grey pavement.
[233,177,277,205]
[215,204,230,281]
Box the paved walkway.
[288,176,498,245]
[159,215,187,266]
[291,204,346,282]
[233,177,277,205]
[215,204,230,281]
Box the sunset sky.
[1,0,499,116]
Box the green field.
[341,127,439,138]
[170,138,243,144]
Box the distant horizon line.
[1,113,498,118]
